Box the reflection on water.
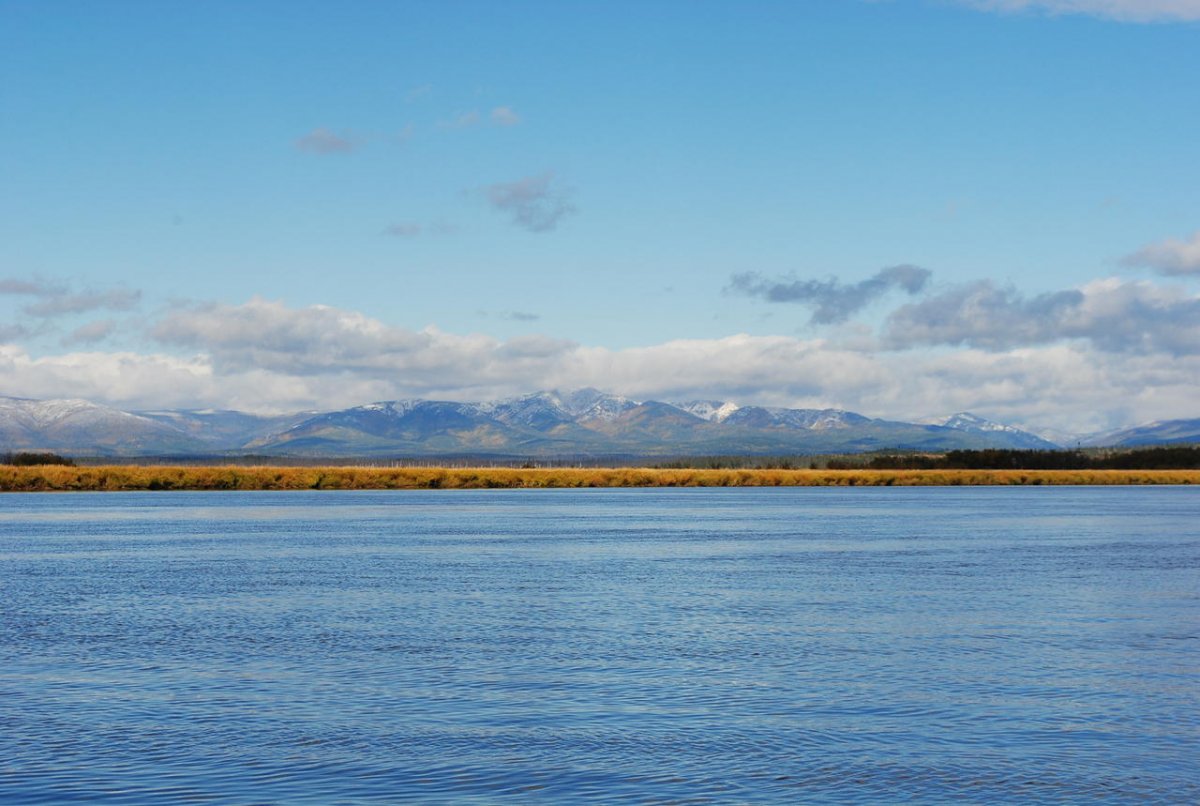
[2,487,1198,802]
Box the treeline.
[5,447,1197,471]
[1,452,75,466]
[829,446,1200,471]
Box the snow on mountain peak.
[676,400,741,422]
[924,412,1019,434]
[576,394,637,422]
[355,400,423,417]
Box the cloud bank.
[2,270,1197,432]
[0,292,1187,432]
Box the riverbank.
[2,465,1199,491]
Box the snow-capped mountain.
[574,393,639,423]
[675,402,868,430]
[676,400,741,422]
[0,396,208,455]
[723,406,872,431]
[3,391,1185,458]
[243,397,1071,456]
[920,412,1059,450]
[476,391,577,430]
[473,389,638,428]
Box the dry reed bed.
[1,465,1198,491]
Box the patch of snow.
[355,400,422,417]
[578,395,637,422]
[924,412,1023,434]
[675,400,740,422]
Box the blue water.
[1,487,1198,803]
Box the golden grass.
[1,465,1198,491]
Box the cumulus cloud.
[728,265,932,324]
[886,282,1082,350]
[884,278,1200,354]
[957,0,1200,21]
[0,345,218,410]
[151,298,514,383]
[1121,230,1200,275]
[485,172,576,233]
[491,106,521,126]
[295,127,356,154]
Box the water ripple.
[2,487,1198,803]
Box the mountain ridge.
[1,392,1186,457]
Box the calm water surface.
[1,487,1198,803]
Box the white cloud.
[1,294,1195,429]
[295,127,356,154]
[1122,230,1200,275]
[957,0,1200,22]
[20,297,1156,429]
[485,172,576,232]
[884,277,1200,354]
[0,346,216,409]
[491,106,521,126]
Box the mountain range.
[0,390,1194,458]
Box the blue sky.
[1,0,1198,432]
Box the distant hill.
[0,389,1174,458]
[1083,418,1200,448]
[135,408,315,447]
[919,412,1059,450]
[0,397,208,455]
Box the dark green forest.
[831,446,1200,471]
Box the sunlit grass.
[1,465,1198,491]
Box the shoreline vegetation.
[1,465,1199,491]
